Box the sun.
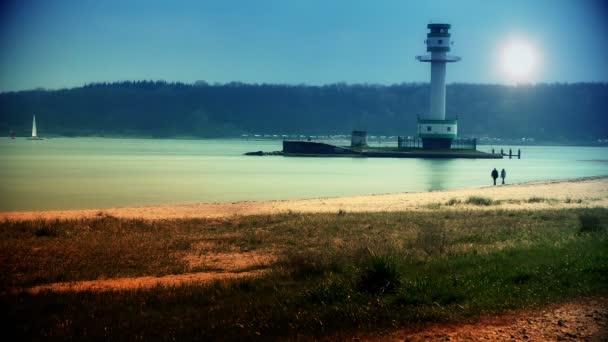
[500,39,539,83]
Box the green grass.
[526,196,559,204]
[445,198,462,206]
[1,208,607,340]
[424,202,442,209]
[527,196,546,203]
[579,211,604,233]
[464,196,497,206]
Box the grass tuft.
[527,196,546,203]
[424,202,442,210]
[445,198,462,206]
[358,252,401,294]
[465,196,495,206]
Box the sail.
[32,115,37,137]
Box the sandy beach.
[2,176,607,221]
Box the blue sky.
[0,0,607,91]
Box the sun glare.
[500,39,539,83]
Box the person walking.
[491,168,499,186]
[500,168,506,185]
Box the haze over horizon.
[1,0,607,92]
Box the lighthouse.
[416,23,460,149]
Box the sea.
[0,137,606,212]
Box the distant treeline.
[0,81,606,141]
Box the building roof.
[427,23,451,29]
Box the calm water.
[0,138,606,211]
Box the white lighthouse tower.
[416,23,460,149]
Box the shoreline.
[4,136,608,147]
[2,176,607,221]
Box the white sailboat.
[27,115,43,140]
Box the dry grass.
[0,209,606,340]
[0,215,276,289]
[1,208,605,292]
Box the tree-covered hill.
[0,81,606,142]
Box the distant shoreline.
[4,135,608,147]
[2,176,606,221]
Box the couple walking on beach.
[491,168,506,185]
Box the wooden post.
[518,149,521,159]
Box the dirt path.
[2,177,607,221]
[15,269,266,294]
[375,298,608,342]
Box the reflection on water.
[423,159,455,191]
[0,138,606,211]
